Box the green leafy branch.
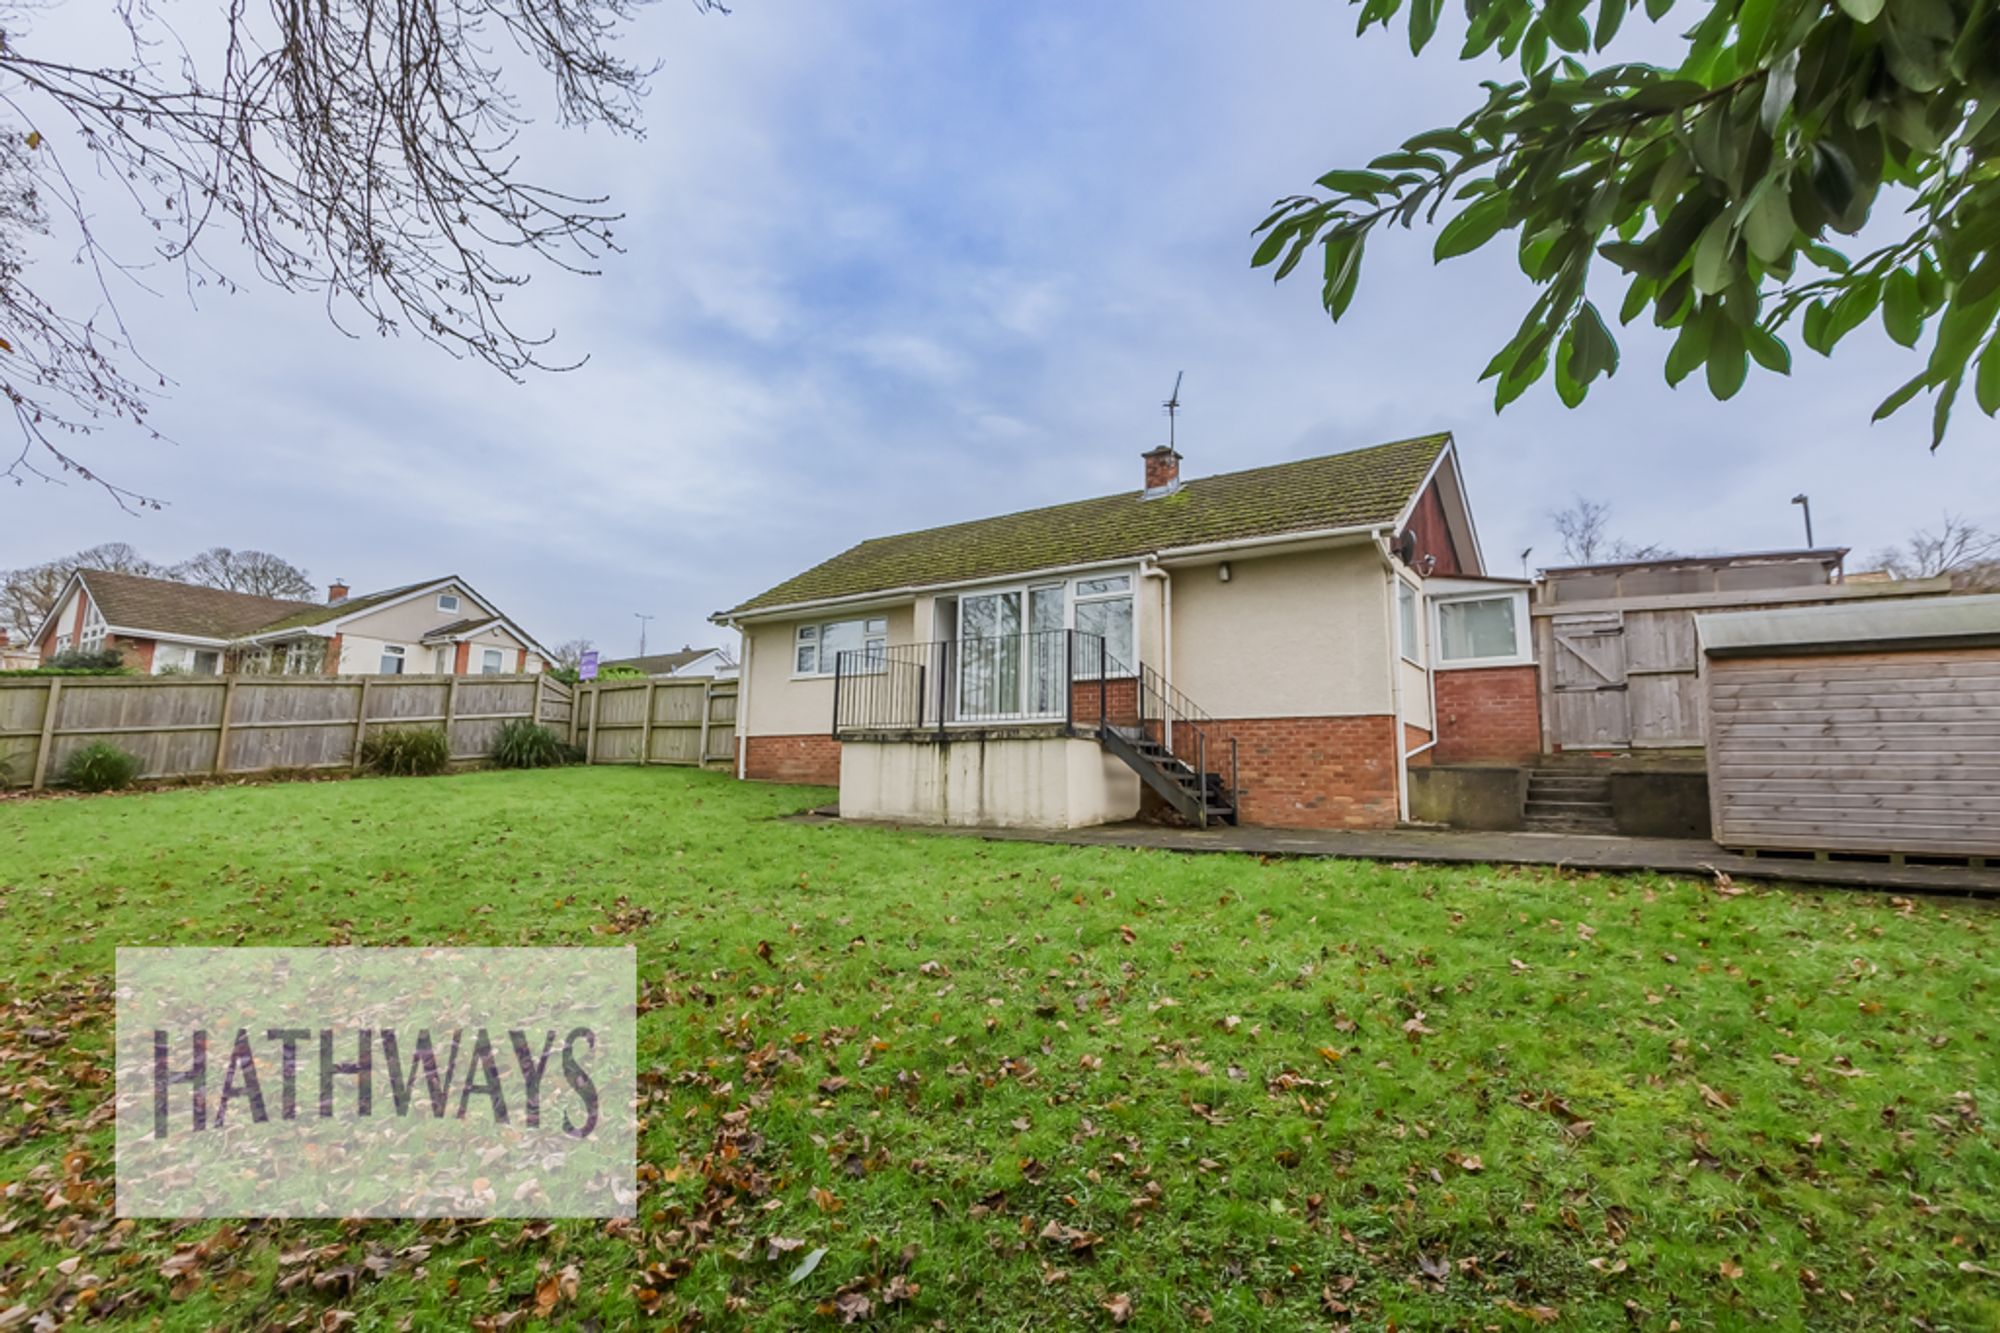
[1255,0,2000,445]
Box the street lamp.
[1790,493,1814,548]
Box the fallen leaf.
[1103,1292,1134,1324]
[788,1246,828,1285]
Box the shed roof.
[1698,593,2000,657]
[724,433,1452,615]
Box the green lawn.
[1,767,1996,1331]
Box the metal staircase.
[1098,664,1237,827]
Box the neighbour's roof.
[601,647,724,674]
[1698,593,2000,657]
[74,569,318,641]
[726,433,1451,615]
[422,616,503,640]
[252,577,452,632]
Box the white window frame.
[481,647,504,674]
[1429,589,1533,668]
[379,644,407,675]
[1069,572,1135,678]
[1397,578,1424,666]
[793,617,889,678]
[437,593,461,613]
[78,604,107,654]
[53,632,71,653]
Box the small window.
[1437,595,1523,663]
[380,645,406,675]
[192,650,222,676]
[1398,582,1422,664]
[437,594,460,613]
[1075,574,1131,597]
[795,617,888,676]
[481,648,503,674]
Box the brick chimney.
[1142,445,1182,495]
[327,579,350,604]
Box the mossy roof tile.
[728,433,1449,614]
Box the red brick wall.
[1433,665,1541,763]
[108,635,157,672]
[743,733,841,786]
[1070,676,1139,727]
[1211,714,1401,829]
[1403,723,1433,767]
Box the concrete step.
[1524,815,1618,834]
[1525,798,1613,814]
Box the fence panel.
[569,677,738,768]
[0,673,552,789]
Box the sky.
[5,1,1997,658]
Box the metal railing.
[831,630,1116,737]
[1135,661,1238,819]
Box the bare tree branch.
[0,0,729,505]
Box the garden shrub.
[489,719,569,769]
[47,647,128,671]
[59,741,143,792]
[359,726,451,776]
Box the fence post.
[585,685,601,763]
[29,679,61,790]
[213,678,238,777]
[639,680,656,765]
[444,676,461,762]
[697,682,713,768]
[533,673,545,728]
[352,678,372,771]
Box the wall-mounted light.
[1217,562,1232,583]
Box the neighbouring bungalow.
[713,434,1542,831]
[31,569,551,676]
[600,645,738,678]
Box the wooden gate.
[1550,612,1631,749]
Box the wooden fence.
[567,677,737,768]
[0,673,574,789]
[0,671,740,789]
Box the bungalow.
[32,570,551,676]
[713,433,1540,830]
[600,646,738,678]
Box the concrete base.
[838,730,1141,830]
[1407,765,1527,831]
[1610,770,1712,839]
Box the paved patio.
[804,813,2000,896]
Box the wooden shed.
[1698,594,2000,862]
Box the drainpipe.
[1371,531,1410,824]
[1140,560,1171,747]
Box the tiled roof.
[76,570,319,641]
[251,578,451,633]
[727,434,1449,614]
[422,616,503,640]
[601,647,723,674]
